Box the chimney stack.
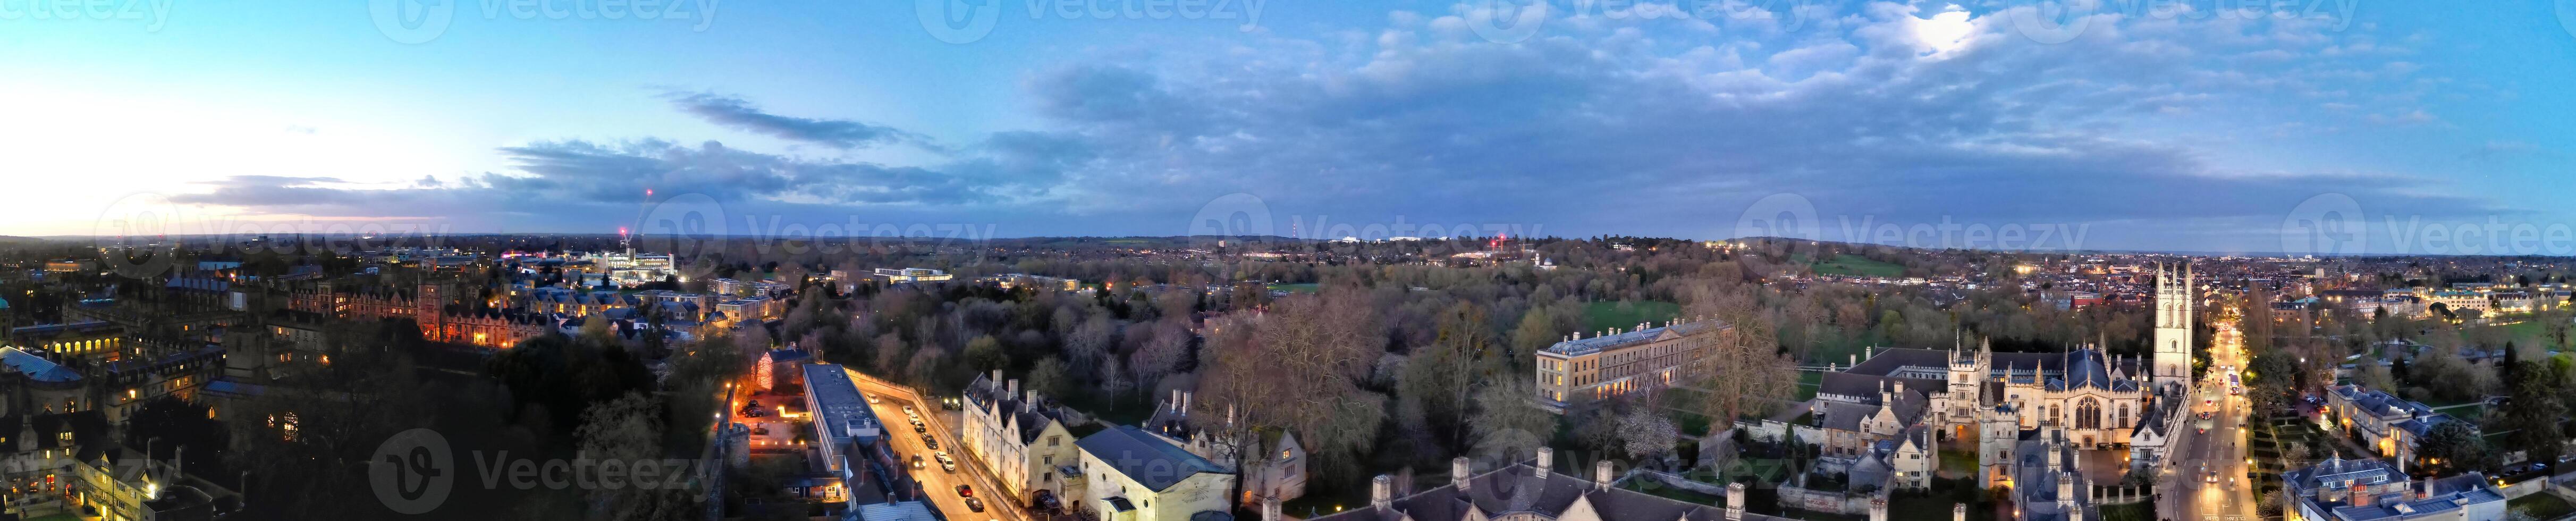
[1536,447,1555,477]
[1262,495,1282,521]
[1726,483,1747,521]
[2056,474,2076,512]
[1594,459,1615,491]
[1452,457,1473,492]
[1869,497,1888,521]
[1006,379,1019,399]
[1371,475,1394,511]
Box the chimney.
[1026,388,1038,407]
[1869,496,1888,521]
[1953,503,1966,521]
[989,369,1001,385]
[1171,389,1184,411]
[1536,447,1554,477]
[1183,391,1193,414]
[1594,459,1615,490]
[1006,379,1019,400]
[1725,483,1747,521]
[1371,475,1394,511]
[1263,496,1282,521]
[1452,457,1472,492]
[2056,474,2076,511]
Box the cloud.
[175,1,2509,250]
[666,91,935,150]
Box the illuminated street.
[2161,315,2258,521]
[849,369,1033,521]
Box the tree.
[2499,360,2566,465]
[1686,290,1798,430]
[1617,406,1680,463]
[576,392,696,521]
[2417,421,2492,476]
[963,335,1009,374]
[1028,356,1072,399]
[1398,302,1501,452]
[1466,377,1555,462]
[1200,291,1388,483]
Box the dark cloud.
[666,91,934,150]
[178,3,2512,250]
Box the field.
[1809,254,1905,278]
[1584,300,1682,333]
[2497,319,2569,350]
[1266,282,1320,293]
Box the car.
[964,497,986,512]
[2199,411,2212,419]
[956,485,974,498]
[922,434,940,449]
[911,455,925,469]
[2231,386,2243,395]
[902,405,916,415]
[866,393,882,404]
[914,423,928,433]
[937,452,958,472]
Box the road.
[847,368,1034,521]
[2161,318,2257,521]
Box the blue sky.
[4,0,2572,255]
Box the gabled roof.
[1077,425,1227,492]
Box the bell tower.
[2152,263,2194,394]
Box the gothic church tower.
[2152,263,2194,394]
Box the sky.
[3,0,2572,255]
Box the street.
[848,368,1035,521]
[2160,318,2258,521]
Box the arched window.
[2117,404,2132,428]
[2077,398,2102,430]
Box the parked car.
[936,452,958,472]
[964,497,986,512]
[956,485,974,498]
[866,393,882,404]
[921,434,939,449]
[911,455,925,469]
[914,423,927,433]
[902,405,916,416]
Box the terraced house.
[961,371,1079,508]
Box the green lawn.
[2497,319,2568,350]
[1620,480,1726,505]
[1811,254,1905,278]
[2512,492,2576,519]
[1584,300,1683,333]
[1265,282,1320,293]
[1796,371,1823,401]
